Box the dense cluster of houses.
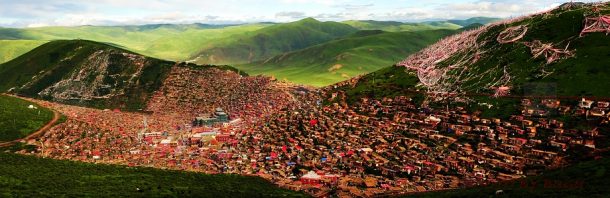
[18,69,609,197]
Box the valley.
[1,1,610,198]
[0,18,471,87]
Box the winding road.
[0,103,60,148]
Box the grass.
[446,17,501,27]
[0,40,251,111]
[237,29,456,87]
[191,18,359,65]
[0,40,47,63]
[0,95,54,142]
[0,24,270,63]
[0,152,308,197]
[325,65,422,104]
[0,19,460,87]
[0,40,175,111]
[340,3,610,101]
[342,20,461,32]
[435,3,610,97]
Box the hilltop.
[446,17,501,27]
[396,2,610,98]
[190,18,359,65]
[238,29,456,86]
[342,17,499,32]
[339,2,610,102]
[342,20,461,32]
[0,23,271,62]
[0,40,250,111]
[0,40,176,110]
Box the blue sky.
[0,0,603,27]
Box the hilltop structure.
[193,108,229,126]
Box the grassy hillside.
[0,95,54,142]
[191,18,359,65]
[342,20,461,32]
[447,17,501,27]
[135,24,269,60]
[238,29,456,87]
[400,3,610,98]
[0,152,307,197]
[0,40,47,63]
[325,65,422,104]
[0,40,175,110]
[406,155,610,198]
[0,24,270,63]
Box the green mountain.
[238,29,456,87]
[0,40,175,110]
[344,3,610,99]
[0,40,47,63]
[447,17,501,27]
[326,65,420,104]
[341,18,499,32]
[342,20,461,32]
[190,18,359,65]
[0,23,270,63]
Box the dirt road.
[0,104,60,148]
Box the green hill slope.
[237,29,456,87]
[0,95,54,142]
[326,65,421,104]
[0,152,307,197]
[191,18,359,65]
[0,40,175,110]
[342,20,461,32]
[0,24,270,63]
[0,40,47,63]
[447,17,501,27]
[370,3,610,98]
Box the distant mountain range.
[0,17,499,86]
[190,18,359,65]
[240,29,456,86]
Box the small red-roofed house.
[300,171,322,185]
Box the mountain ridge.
[338,2,610,102]
[0,40,250,110]
[190,17,359,65]
[238,29,457,86]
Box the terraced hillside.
[191,18,359,65]
[0,40,175,110]
[239,29,456,86]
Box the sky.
[0,0,604,27]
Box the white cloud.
[276,11,307,20]
[0,0,607,27]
